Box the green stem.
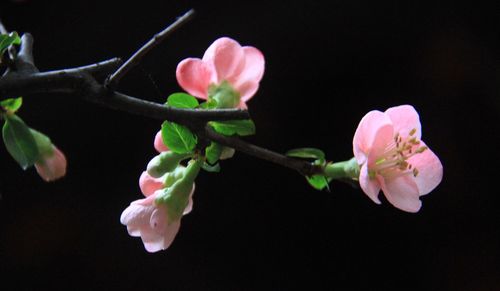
[324,157,360,180]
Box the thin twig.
[199,126,323,176]
[105,9,195,89]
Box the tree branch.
[105,9,195,89]
[199,126,322,177]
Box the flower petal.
[154,130,168,153]
[120,202,154,237]
[176,58,215,99]
[139,171,164,197]
[202,37,245,82]
[235,81,259,104]
[232,47,265,101]
[380,175,422,213]
[407,141,443,196]
[353,110,393,165]
[183,184,195,215]
[359,164,382,204]
[142,220,181,253]
[385,105,422,139]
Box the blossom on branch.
[353,105,443,212]
[176,37,265,108]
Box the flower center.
[368,128,428,180]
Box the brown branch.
[105,9,195,89]
[199,126,323,177]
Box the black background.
[1,1,499,290]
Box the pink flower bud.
[34,146,67,182]
[154,130,168,153]
[139,171,164,197]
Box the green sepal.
[161,121,197,154]
[306,175,330,191]
[209,119,256,136]
[166,93,199,109]
[156,160,202,221]
[201,162,221,173]
[2,114,39,169]
[0,97,23,114]
[0,32,21,55]
[147,151,192,178]
[29,128,54,157]
[205,142,223,165]
[199,99,218,109]
[208,81,240,108]
[286,148,325,162]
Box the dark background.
[1,1,499,290]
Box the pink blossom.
[176,37,265,108]
[34,146,67,182]
[154,130,168,153]
[139,171,164,196]
[120,185,195,253]
[353,105,443,212]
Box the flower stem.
[324,157,360,180]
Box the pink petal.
[359,164,382,204]
[35,146,67,182]
[183,184,195,215]
[366,123,395,168]
[202,37,245,82]
[353,110,393,165]
[139,171,164,197]
[120,202,155,237]
[232,47,265,101]
[154,130,168,153]
[380,175,422,213]
[176,58,215,99]
[142,220,181,253]
[385,105,422,139]
[407,141,443,196]
[235,81,260,103]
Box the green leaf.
[0,32,21,55]
[2,114,39,169]
[0,97,23,113]
[209,119,256,136]
[201,162,221,173]
[286,148,325,161]
[205,142,223,165]
[306,175,330,191]
[166,93,199,109]
[161,121,197,154]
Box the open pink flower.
[35,146,67,182]
[353,105,443,212]
[176,37,265,108]
[120,186,195,253]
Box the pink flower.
[120,185,195,253]
[34,146,67,182]
[353,105,443,212]
[154,130,168,153]
[176,37,265,108]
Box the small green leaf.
[205,142,223,165]
[209,119,256,136]
[0,97,23,113]
[161,121,197,154]
[306,175,330,191]
[2,114,39,169]
[201,162,221,173]
[0,32,21,55]
[286,148,325,161]
[166,93,199,109]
